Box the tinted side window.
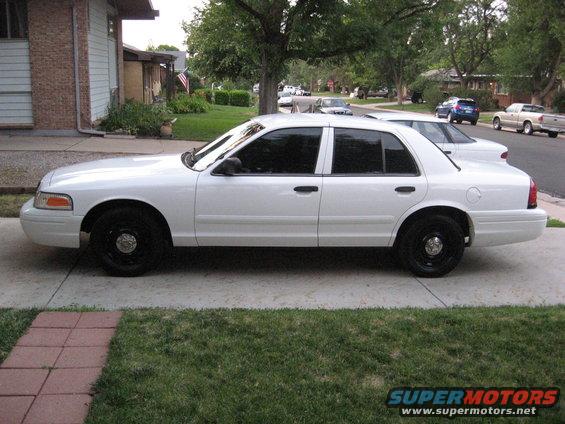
[333,129,417,175]
[382,133,418,174]
[412,121,449,144]
[333,129,383,174]
[234,127,322,174]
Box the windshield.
[322,98,347,108]
[522,105,545,113]
[183,122,264,171]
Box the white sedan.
[364,113,508,162]
[277,92,293,107]
[21,115,546,278]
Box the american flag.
[177,68,189,93]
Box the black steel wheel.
[397,215,465,278]
[90,207,167,276]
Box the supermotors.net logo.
[386,387,560,418]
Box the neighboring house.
[157,50,187,73]
[422,68,532,108]
[123,44,175,104]
[0,0,158,135]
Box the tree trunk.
[395,81,403,105]
[258,50,279,115]
[461,78,469,89]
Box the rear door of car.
[318,126,427,246]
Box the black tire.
[397,215,465,278]
[456,120,462,124]
[90,207,168,277]
[548,131,558,138]
[493,117,501,130]
[447,112,454,123]
[471,120,477,126]
[435,110,440,118]
[523,121,534,135]
[516,128,524,134]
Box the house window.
[0,0,28,39]
[495,82,508,95]
[107,15,116,38]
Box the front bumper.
[20,198,83,248]
[469,208,547,247]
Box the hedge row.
[193,89,252,107]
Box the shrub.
[229,90,252,107]
[168,95,210,114]
[193,88,214,103]
[214,90,230,105]
[423,86,448,112]
[100,101,169,136]
[450,87,498,111]
[552,90,565,113]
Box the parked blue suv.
[435,97,480,125]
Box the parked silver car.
[492,103,565,138]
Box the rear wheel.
[516,128,524,134]
[397,215,465,278]
[523,121,534,135]
[456,120,462,124]
[471,120,477,126]
[493,117,501,130]
[548,131,558,138]
[90,207,168,277]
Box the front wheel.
[447,112,454,123]
[523,121,534,135]
[397,215,465,278]
[493,117,501,130]
[90,207,168,276]
[548,131,558,138]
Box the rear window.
[458,100,476,106]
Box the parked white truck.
[492,103,565,138]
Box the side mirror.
[216,157,242,176]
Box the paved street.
[290,97,565,198]
[1,218,563,310]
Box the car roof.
[252,113,404,130]
[364,112,446,123]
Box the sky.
[122,0,203,51]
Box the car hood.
[320,107,352,114]
[47,154,191,190]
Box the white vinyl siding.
[88,0,117,122]
[0,40,33,125]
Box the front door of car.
[500,105,516,127]
[195,126,327,246]
[411,121,458,158]
[318,127,427,246]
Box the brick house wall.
[27,0,91,130]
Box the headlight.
[34,192,73,210]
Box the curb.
[0,187,35,195]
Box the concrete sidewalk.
[0,135,205,154]
[1,218,563,310]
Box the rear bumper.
[469,208,547,247]
[20,199,82,248]
[540,124,564,133]
[451,111,479,121]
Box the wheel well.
[523,120,532,127]
[80,199,172,241]
[394,206,470,247]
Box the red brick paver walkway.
[0,311,121,424]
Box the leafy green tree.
[155,44,180,51]
[495,0,564,105]
[184,0,442,114]
[443,0,504,88]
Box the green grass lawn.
[0,309,39,362]
[478,112,495,124]
[313,91,344,97]
[379,103,432,113]
[173,105,257,141]
[86,306,564,424]
[547,217,565,228]
[0,194,32,217]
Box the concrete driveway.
[1,218,563,310]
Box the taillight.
[476,107,480,112]
[528,179,537,209]
[538,115,543,123]
[454,104,461,110]
[501,151,508,160]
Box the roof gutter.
[71,1,105,136]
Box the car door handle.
[294,186,319,193]
[444,150,452,154]
[395,186,415,193]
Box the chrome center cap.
[424,236,443,256]
[115,233,137,254]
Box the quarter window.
[333,128,417,175]
[233,127,322,174]
[0,0,28,39]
